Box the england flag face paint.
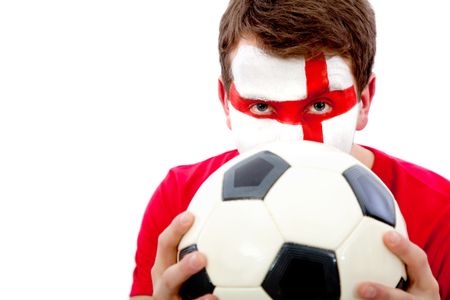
[228,45,360,153]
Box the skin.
[227,44,361,153]
[130,38,440,300]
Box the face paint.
[228,45,359,153]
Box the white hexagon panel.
[198,200,284,287]
[336,217,408,299]
[265,167,363,249]
[178,169,224,250]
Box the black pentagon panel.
[234,157,274,187]
[343,165,397,227]
[178,245,215,299]
[223,151,291,201]
[262,243,340,300]
[396,277,409,291]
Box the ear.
[356,73,376,131]
[218,78,232,129]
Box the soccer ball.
[178,141,408,300]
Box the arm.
[357,231,440,299]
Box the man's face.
[225,43,360,153]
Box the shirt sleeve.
[130,170,181,297]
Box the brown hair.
[219,0,376,97]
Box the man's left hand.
[357,231,440,299]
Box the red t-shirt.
[130,147,450,299]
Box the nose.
[301,122,324,143]
[277,124,305,143]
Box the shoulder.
[167,149,240,185]
[142,149,240,234]
[154,149,240,213]
[363,145,450,198]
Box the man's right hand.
[149,211,217,300]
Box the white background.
[0,1,449,299]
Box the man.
[130,0,449,299]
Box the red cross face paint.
[228,45,360,153]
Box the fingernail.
[362,285,377,298]
[180,212,193,226]
[388,231,401,245]
[189,253,200,269]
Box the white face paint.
[228,44,359,153]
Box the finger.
[357,282,412,300]
[383,231,438,291]
[152,211,194,277]
[155,251,207,298]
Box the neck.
[351,144,375,169]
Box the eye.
[306,101,332,114]
[249,102,274,115]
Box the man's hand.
[357,231,440,299]
[151,211,217,300]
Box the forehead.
[231,44,354,101]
